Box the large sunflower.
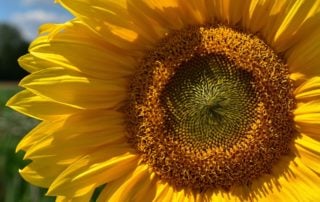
[7,0,320,201]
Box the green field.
[0,83,54,202]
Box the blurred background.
[0,0,72,201]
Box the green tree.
[0,23,29,81]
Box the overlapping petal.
[97,164,156,201]
[28,21,136,79]
[20,67,127,109]
[7,90,80,120]
[47,143,138,198]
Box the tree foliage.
[0,23,29,81]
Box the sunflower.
[7,0,320,201]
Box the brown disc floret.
[126,25,296,190]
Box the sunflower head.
[7,0,320,201]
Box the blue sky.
[1,0,73,41]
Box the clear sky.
[1,0,73,41]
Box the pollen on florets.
[125,25,296,190]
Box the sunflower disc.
[127,26,297,190]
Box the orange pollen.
[125,25,297,191]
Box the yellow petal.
[294,101,320,115]
[290,72,306,82]
[242,0,288,38]
[56,0,153,51]
[126,0,213,40]
[296,135,320,174]
[126,0,168,43]
[175,0,208,25]
[171,188,197,202]
[242,0,320,53]
[294,76,320,100]
[271,0,320,52]
[20,158,68,188]
[294,113,320,125]
[296,122,320,141]
[153,181,172,201]
[55,190,93,202]
[38,22,65,36]
[201,152,320,201]
[296,89,320,101]
[16,118,64,152]
[97,164,157,201]
[20,67,127,109]
[242,0,275,33]
[127,0,184,31]
[207,189,239,202]
[130,173,158,201]
[28,21,136,80]
[287,27,320,76]
[295,90,320,139]
[277,157,320,201]
[249,155,320,201]
[18,54,53,73]
[295,134,320,183]
[22,110,126,159]
[48,143,138,197]
[56,0,128,29]
[211,0,244,26]
[7,90,80,120]
[295,134,320,156]
[153,182,174,201]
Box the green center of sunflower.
[161,54,257,149]
[125,26,296,190]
